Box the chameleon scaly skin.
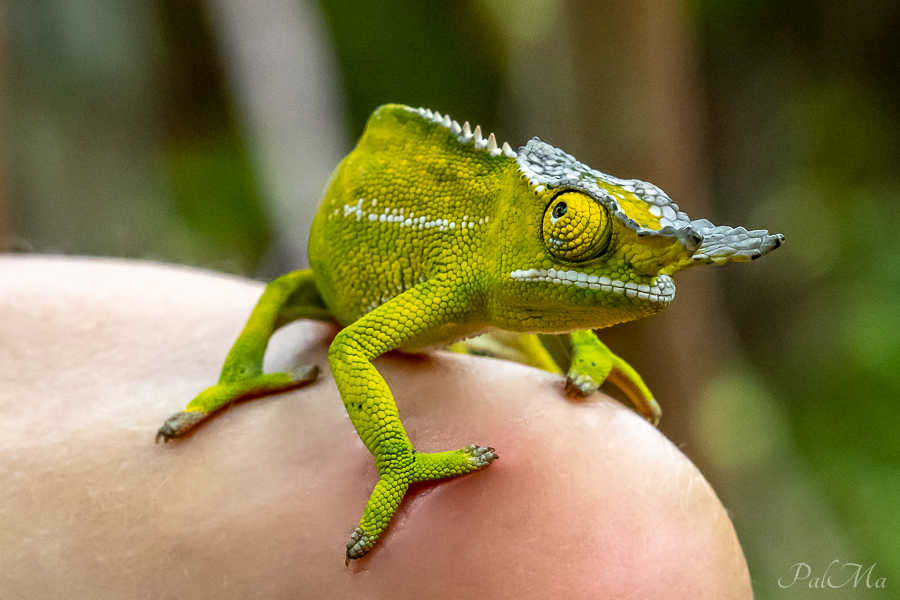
[157,104,783,562]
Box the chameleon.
[155,103,784,562]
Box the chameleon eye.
[542,192,612,262]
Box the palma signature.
[779,561,886,589]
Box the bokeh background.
[1,0,897,596]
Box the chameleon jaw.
[510,268,676,304]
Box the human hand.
[0,257,751,599]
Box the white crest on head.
[405,106,517,161]
[516,138,783,262]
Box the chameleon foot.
[343,444,499,562]
[464,444,499,469]
[155,365,320,443]
[345,526,373,564]
[565,331,661,426]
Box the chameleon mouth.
[510,269,675,304]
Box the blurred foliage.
[157,0,271,273]
[689,0,900,595]
[316,0,507,139]
[1,0,898,596]
[2,0,269,273]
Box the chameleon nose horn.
[686,219,784,265]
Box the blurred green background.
[1,0,897,596]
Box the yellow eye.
[542,192,612,262]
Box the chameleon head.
[495,138,784,332]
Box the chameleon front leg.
[563,330,661,425]
[332,283,498,563]
[155,269,331,442]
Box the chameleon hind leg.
[156,269,332,442]
[332,283,498,563]
[453,330,660,425]
[449,330,562,374]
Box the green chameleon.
[156,104,783,562]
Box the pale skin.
[0,257,753,599]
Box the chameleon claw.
[290,364,320,384]
[464,444,499,468]
[345,526,373,564]
[155,411,208,443]
[645,398,662,427]
[565,373,600,398]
